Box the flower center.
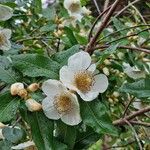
[74,71,93,93]
[0,33,5,46]
[69,2,80,13]
[54,93,72,114]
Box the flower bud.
[113,91,120,98]
[102,67,110,76]
[27,83,39,92]
[108,98,114,104]
[18,89,28,99]
[104,59,111,65]
[10,82,24,96]
[117,52,124,59]
[25,99,42,112]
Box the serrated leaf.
[51,45,80,66]
[120,79,150,98]
[11,54,60,79]
[0,92,20,122]
[80,99,118,136]
[23,111,54,150]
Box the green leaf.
[2,127,25,144]
[0,140,12,150]
[11,54,60,79]
[74,127,101,150]
[80,99,118,136]
[52,45,80,66]
[42,7,56,20]
[64,27,78,45]
[120,79,150,98]
[32,0,42,14]
[0,56,17,84]
[24,111,54,150]
[0,92,20,122]
[56,121,76,149]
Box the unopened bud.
[104,59,111,65]
[27,83,39,92]
[103,67,110,76]
[117,52,124,59]
[113,91,120,98]
[18,89,28,99]
[25,99,42,112]
[108,98,114,104]
[10,82,24,96]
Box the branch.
[130,121,150,127]
[113,106,150,126]
[92,0,101,14]
[86,0,122,54]
[93,45,150,54]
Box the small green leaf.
[80,99,118,136]
[52,45,80,66]
[0,92,20,122]
[2,127,25,144]
[0,140,12,150]
[11,54,60,79]
[120,79,150,98]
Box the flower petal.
[60,66,77,91]
[77,90,99,101]
[42,97,60,120]
[42,79,67,97]
[92,74,108,93]
[0,4,13,21]
[68,51,91,71]
[2,29,12,39]
[61,93,81,125]
[87,64,96,73]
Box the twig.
[93,45,150,54]
[113,106,150,125]
[92,0,101,14]
[86,0,122,54]
[129,121,150,127]
[114,0,141,18]
[41,40,53,57]
[88,5,112,41]
[103,0,110,12]
[12,117,22,128]
[122,97,135,118]
[124,119,143,150]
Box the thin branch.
[92,0,101,14]
[113,106,150,126]
[130,121,150,127]
[103,0,110,12]
[41,40,53,57]
[124,120,143,150]
[88,5,112,41]
[114,0,141,18]
[93,45,150,54]
[86,0,122,54]
[122,97,135,118]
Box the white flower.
[25,99,42,112]
[42,0,55,9]
[0,4,13,21]
[81,6,91,15]
[11,141,35,150]
[0,28,12,51]
[10,82,24,96]
[42,79,81,126]
[60,51,109,101]
[123,63,146,79]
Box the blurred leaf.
[80,99,118,136]
[0,92,20,122]
[40,23,56,32]
[56,121,76,149]
[42,6,56,20]
[32,0,42,14]
[0,140,12,150]
[120,79,150,98]
[24,111,54,150]
[2,127,25,144]
[51,45,80,66]
[64,27,78,45]
[11,54,60,79]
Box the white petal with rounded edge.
[0,39,11,51]
[42,97,60,120]
[2,29,12,39]
[60,66,77,91]
[42,79,67,97]
[68,51,91,71]
[77,90,99,101]
[92,74,108,93]
[0,4,13,21]
[61,93,81,125]
[87,64,96,73]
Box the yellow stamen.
[69,3,80,13]
[54,93,72,114]
[74,71,93,93]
